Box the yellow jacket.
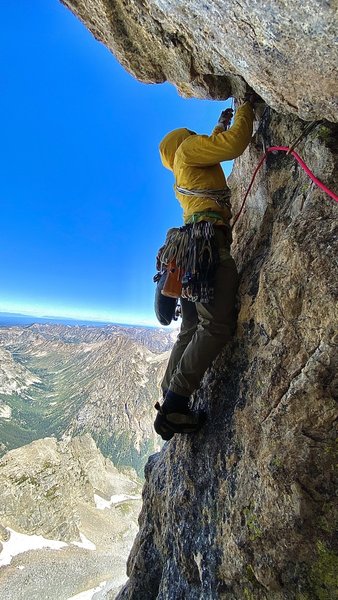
[159,102,254,224]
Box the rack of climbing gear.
[158,221,219,303]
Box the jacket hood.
[159,128,194,171]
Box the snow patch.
[26,375,42,384]
[67,581,107,600]
[0,529,96,567]
[0,404,12,419]
[145,352,170,364]
[0,528,67,567]
[72,533,96,551]
[94,493,141,510]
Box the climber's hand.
[244,91,262,105]
[217,108,233,129]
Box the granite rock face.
[61,0,338,121]
[114,114,337,600]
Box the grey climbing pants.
[161,227,238,397]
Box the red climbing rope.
[232,145,338,228]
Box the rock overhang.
[61,0,338,122]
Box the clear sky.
[0,0,232,326]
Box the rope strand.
[232,146,338,228]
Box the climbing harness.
[186,210,229,224]
[232,145,338,228]
[157,221,219,303]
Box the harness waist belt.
[186,210,229,224]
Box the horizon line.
[0,309,177,330]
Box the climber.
[154,95,257,441]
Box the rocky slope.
[0,434,142,599]
[0,323,172,474]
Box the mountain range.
[0,322,175,474]
[0,321,176,598]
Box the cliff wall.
[115,112,337,600]
[61,2,338,598]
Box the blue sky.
[0,0,232,326]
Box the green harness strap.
[186,211,229,224]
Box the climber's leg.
[168,256,238,397]
[155,228,238,439]
[161,298,198,394]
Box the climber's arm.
[179,102,254,166]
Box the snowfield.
[0,528,96,567]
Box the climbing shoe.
[153,389,175,441]
[153,406,175,441]
[153,390,207,440]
